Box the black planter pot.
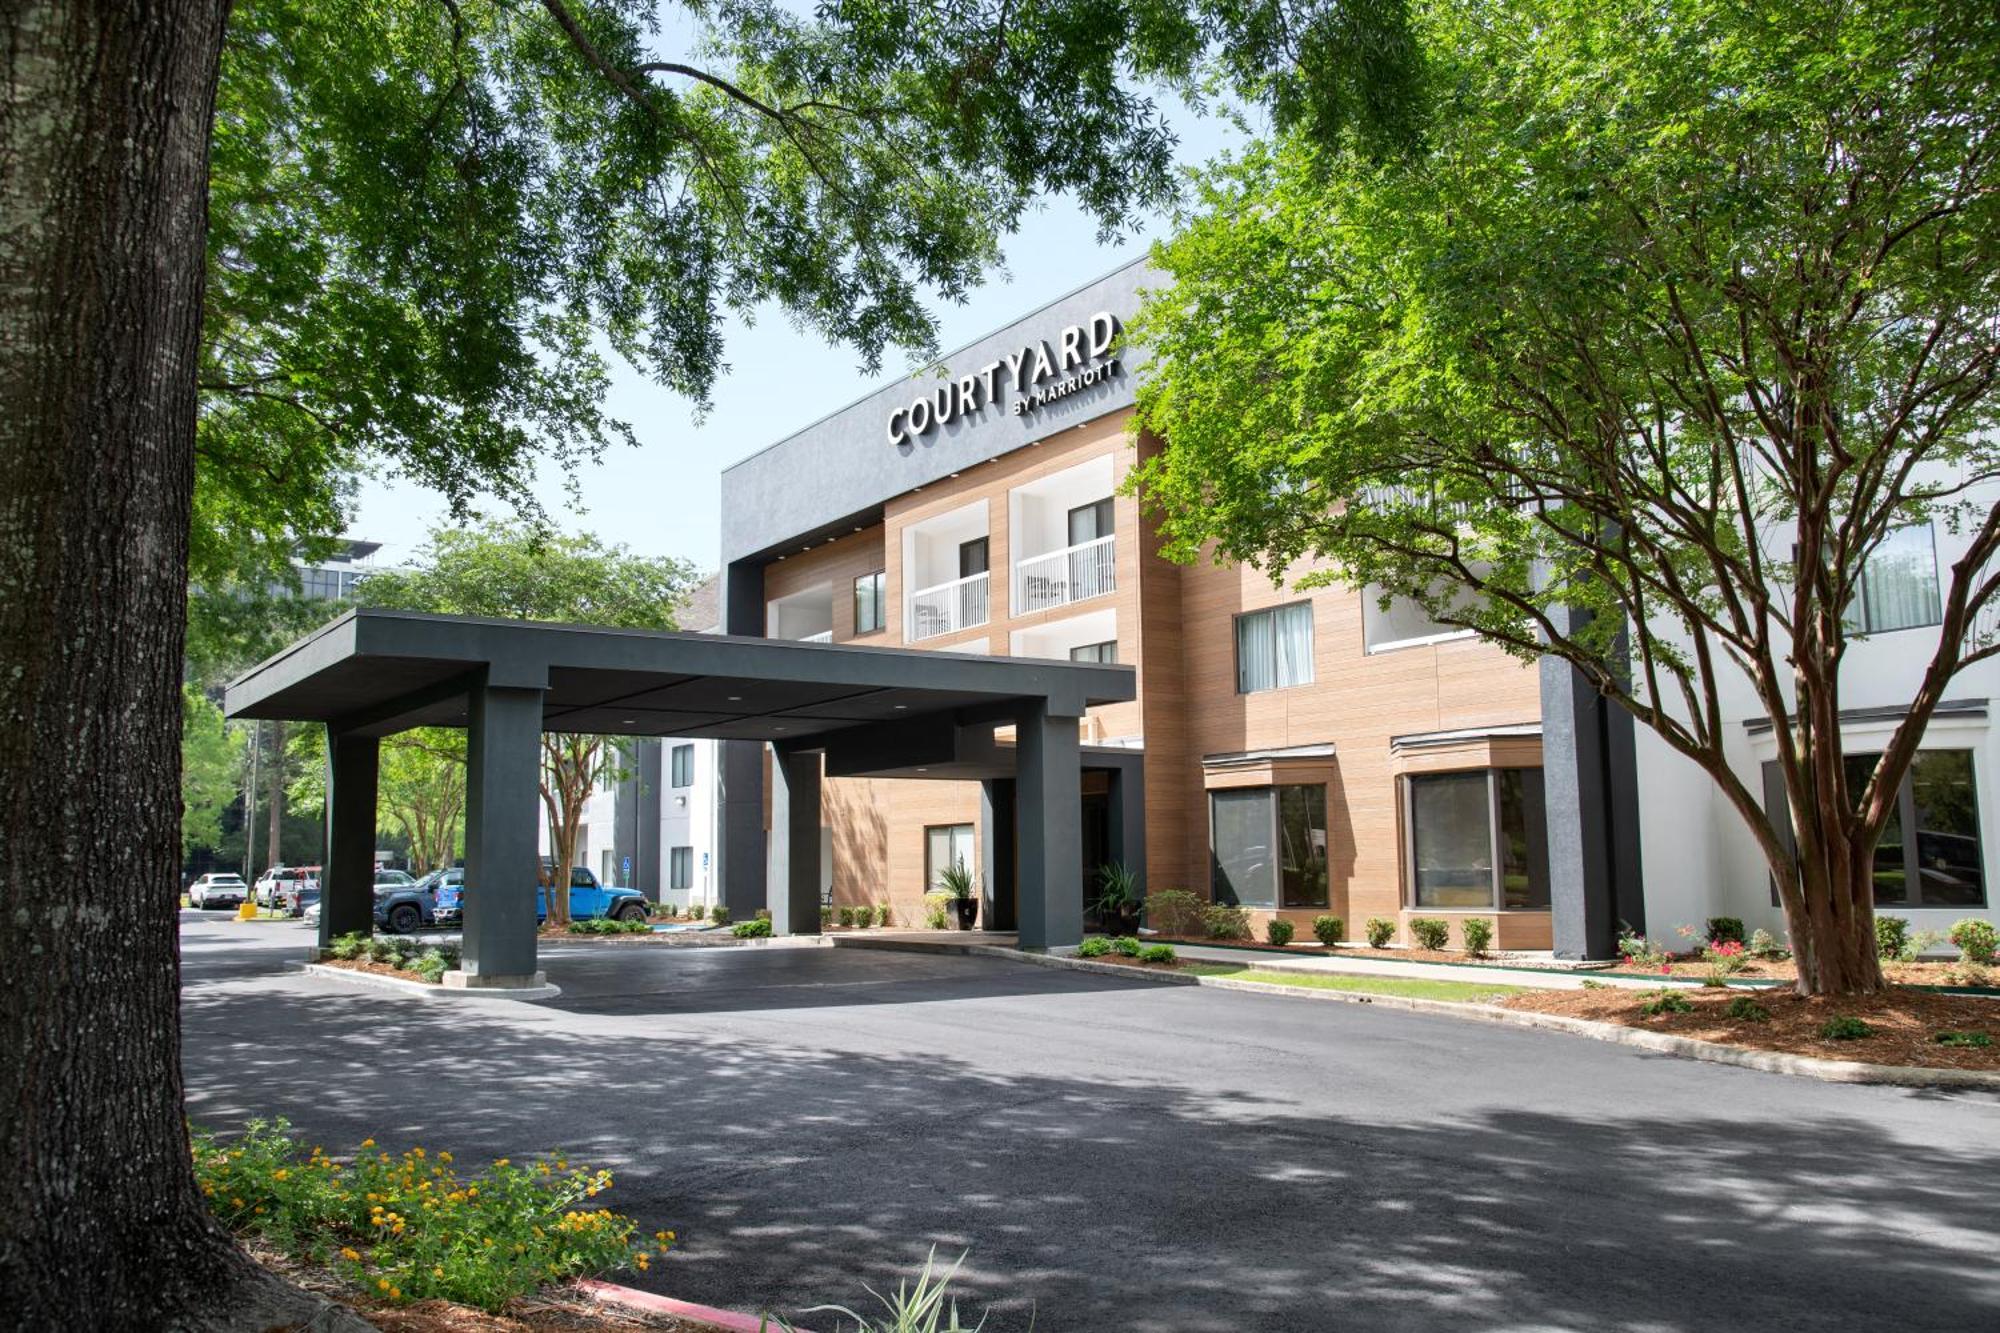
[1108,904,1141,937]
[952,897,979,931]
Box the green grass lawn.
[1184,964,1526,1003]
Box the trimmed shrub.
[1639,989,1694,1017]
[1076,936,1112,958]
[409,947,459,984]
[1723,995,1770,1022]
[731,918,773,938]
[709,904,730,925]
[1145,889,1206,938]
[1820,1015,1873,1041]
[1111,936,1142,957]
[838,906,856,927]
[1408,917,1450,951]
[922,893,952,929]
[1311,915,1345,948]
[1266,919,1296,947]
[1934,1030,1992,1048]
[1460,917,1494,957]
[1704,917,1746,947]
[328,932,368,961]
[1365,917,1395,949]
[877,903,893,927]
[1949,918,1998,965]
[1202,904,1252,941]
[755,907,772,922]
[1874,915,1911,961]
[1139,943,1177,964]
[1578,978,1610,990]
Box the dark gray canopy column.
[320,731,378,950]
[461,680,547,984]
[1015,698,1083,949]
[769,744,823,936]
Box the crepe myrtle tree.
[1132,0,2000,997]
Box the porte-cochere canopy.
[226,609,1136,984]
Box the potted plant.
[1093,861,1142,936]
[938,860,979,931]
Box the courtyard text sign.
[885,311,1122,447]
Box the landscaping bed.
[1500,985,2000,1071]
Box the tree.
[4,0,1419,1319]
[357,524,694,924]
[1132,0,2000,996]
[292,727,467,874]
[181,689,241,858]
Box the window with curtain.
[925,824,975,889]
[1406,768,1549,909]
[1236,603,1315,693]
[1761,749,1983,907]
[669,846,692,890]
[1067,498,1114,544]
[1209,784,1329,908]
[1847,523,1942,634]
[1069,640,1117,663]
[853,570,886,634]
[670,744,693,788]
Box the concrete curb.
[577,1278,810,1331]
[832,937,2000,1091]
[293,962,563,1003]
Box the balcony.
[801,630,832,644]
[908,570,990,642]
[1014,534,1115,615]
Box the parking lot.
[180,913,2000,1332]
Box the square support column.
[980,779,1017,932]
[1105,758,1146,897]
[320,729,379,952]
[719,739,769,924]
[461,682,546,983]
[1016,700,1083,950]
[769,745,822,936]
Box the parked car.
[373,868,417,889]
[556,866,651,923]
[254,865,320,911]
[422,867,466,924]
[187,873,248,910]
[374,877,437,935]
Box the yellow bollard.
[237,901,257,921]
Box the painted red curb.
[577,1278,812,1332]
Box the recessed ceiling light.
[621,718,636,725]
[774,726,786,732]
[916,767,928,772]
[892,704,907,710]
[727,695,743,702]
[950,472,960,478]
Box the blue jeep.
[423,865,648,927]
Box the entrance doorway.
[1080,789,1110,929]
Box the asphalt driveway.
[178,915,2000,1332]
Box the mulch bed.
[1599,956,1991,987]
[1501,985,2000,1071]
[250,1243,695,1332]
[321,958,438,985]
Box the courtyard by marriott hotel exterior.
[711,260,1998,954]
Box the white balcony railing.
[801,630,832,643]
[1013,534,1116,615]
[908,570,990,641]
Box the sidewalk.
[1131,943,1710,993]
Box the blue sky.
[352,98,1243,573]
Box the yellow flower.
[360,1139,375,1149]
[377,1278,391,1292]
[432,1266,445,1279]
[466,1186,477,1197]
[635,1254,650,1270]
[272,1169,288,1181]
[438,1151,452,1163]
[388,1287,401,1301]
[340,1248,361,1262]
[493,1158,509,1167]
[231,1197,244,1208]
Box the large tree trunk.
[1778,797,1888,998]
[265,718,285,876]
[0,3,360,1326]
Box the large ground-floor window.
[669,846,692,891]
[1210,784,1329,909]
[1404,768,1550,910]
[1761,749,1985,907]
[925,823,975,890]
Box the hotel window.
[1067,498,1114,545]
[669,846,693,891]
[1405,768,1551,909]
[925,824,975,890]
[854,570,887,634]
[1235,603,1314,693]
[959,538,989,578]
[670,744,694,788]
[1210,785,1329,909]
[1760,750,1984,907]
[1845,524,1941,635]
[1069,640,1117,664]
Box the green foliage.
[1723,996,1771,1022]
[1618,931,1669,971]
[1407,918,1449,951]
[922,894,952,930]
[179,687,239,854]
[838,906,857,928]
[1819,1016,1874,1041]
[410,947,460,984]
[1949,919,1999,965]
[1311,915,1344,948]
[191,1119,665,1311]
[877,904,893,928]
[1639,990,1695,1017]
[732,918,773,938]
[1131,0,2000,991]
[1111,936,1143,957]
[770,1245,992,1333]
[709,904,731,926]
[1265,918,1296,947]
[568,917,648,935]
[328,932,368,962]
[1459,917,1493,957]
[1704,918,1746,948]
[1201,904,1251,940]
[1747,929,1788,961]
[1094,861,1142,917]
[1365,917,1395,949]
[1139,944,1178,964]
[936,861,977,901]
[356,524,695,629]
[1076,936,1113,958]
[1875,916,1911,961]
[1933,1031,1992,1048]
[1145,890,1206,937]
[1578,979,1609,990]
